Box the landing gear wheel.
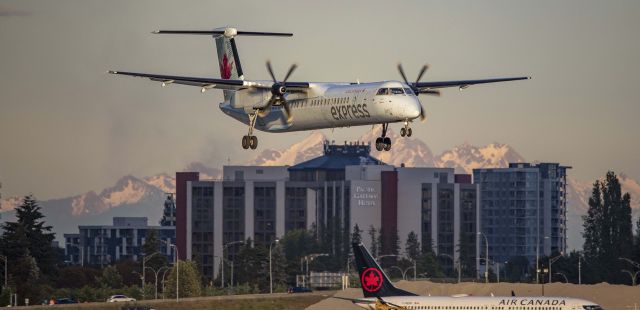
[400,127,406,137]
[383,137,392,151]
[375,137,384,151]
[242,136,250,149]
[407,128,412,137]
[249,136,258,150]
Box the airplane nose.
[407,98,422,119]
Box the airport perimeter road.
[22,291,334,310]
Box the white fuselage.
[219,81,422,132]
[355,296,602,310]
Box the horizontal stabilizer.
[153,29,292,37]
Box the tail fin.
[153,27,292,102]
[352,243,417,298]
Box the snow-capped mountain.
[436,142,526,174]
[2,131,639,250]
[361,125,437,167]
[249,131,326,166]
[144,173,176,193]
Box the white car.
[106,295,136,302]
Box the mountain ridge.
[2,131,638,249]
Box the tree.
[582,171,634,284]
[164,260,202,298]
[368,226,378,258]
[634,217,640,263]
[0,195,58,278]
[280,229,318,283]
[457,232,477,278]
[0,195,58,303]
[405,231,421,261]
[142,229,168,270]
[351,224,363,245]
[99,265,123,289]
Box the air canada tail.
[352,242,417,298]
[153,27,292,101]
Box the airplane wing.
[331,296,373,304]
[107,71,310,91]
[415,76,529,92]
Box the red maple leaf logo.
[219,54,234,79]
[361,268,382,292]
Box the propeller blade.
[259,97,277,117]
[397,63,410,85]
[282,64,298,83]
[266,61,277,82]
[282,98,293,123]
[415,64,429,84]
[422,89,440,96]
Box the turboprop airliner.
[338,243,604,310]
[109,27,529,151]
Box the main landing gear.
[400,120,413,137]
[242,113,258,150]
[375,123,392,152]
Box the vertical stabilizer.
[214,28,243,102]
[352,243,417,298]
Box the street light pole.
[172,244,179,301]
[549,253,563,283]
[222,240,244,288]
[578,254,582,285]
[142,252,160,300]
[269,239,280,294]
[477,232,489,283]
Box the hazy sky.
[1,0,639,200]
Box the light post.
[302,253,329,287]
[555,272,569,283]
[537,267,549,295]
[388,265,415,281]
[222,240,244,288]
[160,268,171,299]
[0,255,7,289]
[477,232,489,283]
[145,266,169,299]
[159,240,178,301]
[621,269,640,286]
[549,253,563,283]
[142,252,160,300]
[578,253,582,285]
[269,239,280,294]
[619,257,640,269]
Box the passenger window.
[376,88,389,95]
[391,88,404,95]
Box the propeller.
[397,63,440,121]
[258,60,297,123]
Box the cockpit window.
[583,306,603,310]
[390,88,404,95]
[376,88,389,95]
[404,88,414,95]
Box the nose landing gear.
[375,123,392,152]
[400,120,412,137]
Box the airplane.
[336,242,604,310]
[109,27,529,151]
